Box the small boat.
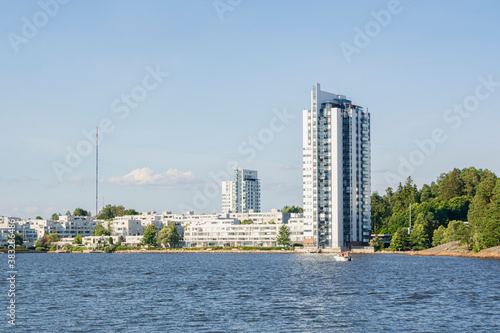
[334,253,352,261]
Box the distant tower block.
[222,168,261,213]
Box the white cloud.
[107,167,199,187]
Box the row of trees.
[41,205,139,221]
[372,167,500,251]
[97,205,139,220]
[281,205,303,214]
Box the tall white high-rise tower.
[222,168,261,213]
[302,83,371,249]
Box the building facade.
[110,212,184,238]
[303,83,371,249]
[221,181,233,213]
[0,217,38,247]
[183,220,304,247]
[31,215,98,239]
[222,168,261,213]
[221,209,295,224]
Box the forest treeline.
[371,167,500,252]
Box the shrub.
[114,245,141,251]
[103,245,116,253]
[35,247,46,252]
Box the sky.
[1,0,500,219]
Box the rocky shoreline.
[406,241,500,259]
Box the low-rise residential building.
[221,209,295,224]
[0,217,38,247]
[183,219,305,247]
[110,218,144,236]
[31,215,97,239]
[82,235,120,246]
[162,211,221,226]
[0,210,306,248]
[110,212,184,238]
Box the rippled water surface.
[1,253,499,332]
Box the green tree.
[35,216,42,220]
[40,234,48,247]
[51,213,59,221]
[158,222,179,248]
[241,219,253,225]
[389,228,410,251]
[46,233,61,246]
[93,223,111,236]
[369,237,384,251]
[446,196,470,222]
[14,233,24,246]
[108,237,113,245]
[468,178,500,251]
[141,224,157,247]
[371,192,391,233]
[276,225,291,246]
[420,184,433,203]
[438,168,464,202]
[34,239,43,248]
[432,225,447,247]
[445,220,471,246]
[158,225,169,247]
[74,235,83,244]
[73,208,89,216]
[97,205,128,220]
[123,209,139,215]
[482,180,500,248]
[409,223,430,250]
[281,205,303,214]
[459,167,482,198]
[408,213,431,250]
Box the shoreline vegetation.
[372,167,500,254]
[5,242,500,259]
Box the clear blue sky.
[1,0,500,218]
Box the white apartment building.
[222,168,261,213]
[30,215,98,239]
[162,211,233,229]
[303,83,371,249]
[221,209,295,224]
[183,220,304,247]
[287,219,305,245]
[110,212,184,238]
[110,218,144,236]
[0,217,38,247]
[55,235,143,247]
